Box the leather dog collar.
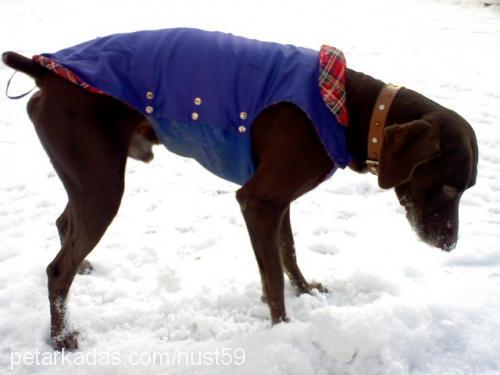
[366,83,402,174]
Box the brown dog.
[2,37,477,350]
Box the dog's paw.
[52,330,79,351]
[296,281,328,296]
[271,315,290,325]
[310,282,329,294]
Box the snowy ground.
[1,0,500,374]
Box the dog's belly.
[34,28,351,184]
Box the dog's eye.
[442,185,458,199]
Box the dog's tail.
[2,51,47,82]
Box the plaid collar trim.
[319,45,348,127]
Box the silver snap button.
[239,111,248,120]
[191,112,200,121]
[194,97,202,105]
[378,104,385,111]
[371,137,378,144]
[145,106,154,114]
[146,91,154,100]
[238,125,247,134]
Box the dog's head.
[378,111,478,251]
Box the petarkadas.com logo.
[10,347,246,369]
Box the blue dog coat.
[34,28,351,185]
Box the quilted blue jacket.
[37,28,351,185]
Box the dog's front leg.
[236,189,288,324]
[237,103,335,323]
[279,207,328,295]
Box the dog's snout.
[439,236,457,251]
[434,222,458,251]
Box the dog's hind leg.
[27,77,141,349]
[279,207,328,295]
[55,203,69,246]
[55,203,93,275]
[48,183,125,349]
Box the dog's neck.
[345,69,384,172]
[345,68,440,172]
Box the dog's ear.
[378,119,440,188]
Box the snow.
[1,0,499,374]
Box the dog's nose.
[441,240,456,252]
[438,232,457,251]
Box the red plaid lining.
[32,55,104,95]
[319,45,348,127]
